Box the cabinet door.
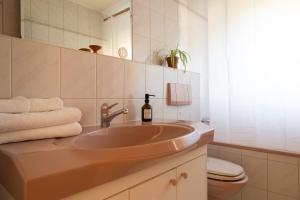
[130,169,177,200]
[105,191,129,200]
[177,156,207,200]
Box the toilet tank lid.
[207,157,244,177]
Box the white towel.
[0,96,30,113]
[29,97,64,112]
[0,107,82,133]
[0,123,82,144]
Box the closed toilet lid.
[207,157,245,179]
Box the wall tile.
[164,0,178,22]
[132,0,150,8]
[146,65,164,98]
[150,0,164,13]
[150,10,164,42]
[97,55,125,99]
[268,154,299,165]
[61,48,96,98]
[191,99,200,121]
[218,146,242,165]
[64,99,96,127]
[190,72,200,98]
[31,0,49,23]
[178,70,190,84]
[0,36,11,98]
[78,6,90,35]
[163,67,178,98]
[49,0,64,28]
[242,156,268,190]
[241,149,267,159]
[31,23,49,44]
[124,61,145,99]
[242,186,267,200]
[163,103,178,120]
[268,160,299,198]
[23,21,32,39]
[77,35,90,50]
[268,192,298,200]
[151,99,164,119]
[227,191,241,200]
[150,39,164,65]
[207,144,220,158]
[63,31,78,49]
[124,99,144,121]
[12,39,60,98]
[63,0,78,32]
[96,99,124,125]
[132,33,150,63]
[164,17,179,49]
[49,27,63,47]
[132,1,150,37]
[178,105,191,121]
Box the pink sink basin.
[71,124,200,160]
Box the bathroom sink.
[71,124,200,160]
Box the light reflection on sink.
[71,124,200,160]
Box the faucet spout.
[101,103,128,128]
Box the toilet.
[207,157,248,200]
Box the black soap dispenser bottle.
[142,94,155,123]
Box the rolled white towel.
[0,96,30,113]
[29,97,64,112]
[0,107,82,133]
[0,122,82,144]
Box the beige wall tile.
[268,192,298,200]
[132,1,150,37]
[31,0,49,24]
[97,55,125,99]
[190,72,200,98]
[64,99,96,127]
[164,67,178,98]
[151,99,164,120]
[132,0,149,7]
[96,99,124,126]
[124,99,144,121]
[191,99,200,121]
[63,0,78,32]
[150,0,164,13]
[268,160,299,198]
[12,39,60,98]
[31,23,49,44]
[150,10,164,42]
[146,65,164,98]
[242,156,268,190]
[163,103,178,120]
[49,0,64,28]
[124,61,145,99]
[268,154,299,165]
[178,105,191,121]
[164,0,178,22]
[0,36,11,98]
[132,34,150,63]
[218,146,242,165]
[242,186,267,200]
[241,149,267,159]
[61,48,96,98]
[178,70,190,84]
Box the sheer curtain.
[208,0,300,152]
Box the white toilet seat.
[207,157,246,181]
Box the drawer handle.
[169,179,177,186]
[181,172,188,179]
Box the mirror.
[0,0,132,59]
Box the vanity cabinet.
[130,170,177,200]
[130,156,206,200]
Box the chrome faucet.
[101,103,128,128]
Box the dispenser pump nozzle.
[145,94,155,103]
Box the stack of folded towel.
[0,97,82,144]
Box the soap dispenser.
[142,94,155,122]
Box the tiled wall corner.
[208,145,300,200]
[12,38,60,98]
[0,35,11,98]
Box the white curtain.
[208,0,300,152]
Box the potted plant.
[158,46,190,71]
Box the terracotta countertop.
[0,121,214,200]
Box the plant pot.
[89,45,102,54]
[166,56,179,68]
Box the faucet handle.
[107,103,118,109]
